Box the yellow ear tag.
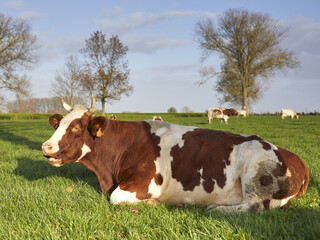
[96,128,103,137]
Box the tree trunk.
[101,99,106,116]
[242,86,249,114]
[70,88,74,107]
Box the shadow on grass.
[0,129,42,150]
[206,207,320,239]
[14,157,101,192]
[162,203,320,239]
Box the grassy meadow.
[0,114,319,239]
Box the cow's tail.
[296,163,309,198]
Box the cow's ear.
[88,116,108,137]
[49,114,63,129]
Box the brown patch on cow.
[272,163,286,177]
[213,109,222,115]
[263,199,270,209]
[259,141,272,150]
[154,173,163,185]
[49,114,63,129]
[260,175,273,186]
[223,108,238,116]
[272,179,289,199]
[170,129,267,193]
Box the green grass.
[0,114,319,239]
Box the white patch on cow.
[148,153,163,198]
[48,158,63,167]
[44,106,88,152]
[198,168,203,177]
[148,178,162,198]
[286,168,292,177]
[146,120,196,199]
[110,187,140,204]
[269,194,296,208]
[76,144,91,162]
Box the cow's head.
[42,94,108,167]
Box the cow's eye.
[71,125,81,132]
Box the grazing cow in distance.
[110,114,117,120]
[152,116,163,121]
[281,109,299,119]
[237,110,248,117]
[207,108,238,124]
[42,95,309,212]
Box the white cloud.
[95,10,218,54]
[96,10,218,35]
[35,33,85,62]
[123,34,190,54]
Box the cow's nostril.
[42,142,57,155]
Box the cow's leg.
[110,186,142,205]
[207,202,253,212]
[110,186,161,205]
[224,116,228,125]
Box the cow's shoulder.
[145,120,196,138]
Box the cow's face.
[42,106,92,167]
[42,95,105,167]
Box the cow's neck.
[80,120,151,193]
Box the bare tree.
[51,55,85,106]
[195,9,299,112]
[80,31,133,116]
[0,13,39,98]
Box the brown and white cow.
[110,114,117,120]
[153,116,163,121]
[42,95,309,211]
[207,108,238,124]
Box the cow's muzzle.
[42,142,64,167]
[48,157,64,167]
[42,142,59,156]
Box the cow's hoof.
[146,199,160,206]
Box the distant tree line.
[6,96,85,113]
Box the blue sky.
[1,0,320,113]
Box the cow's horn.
[61,97,72,112]
[88,93,96,114]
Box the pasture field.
[0,114,319,239]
